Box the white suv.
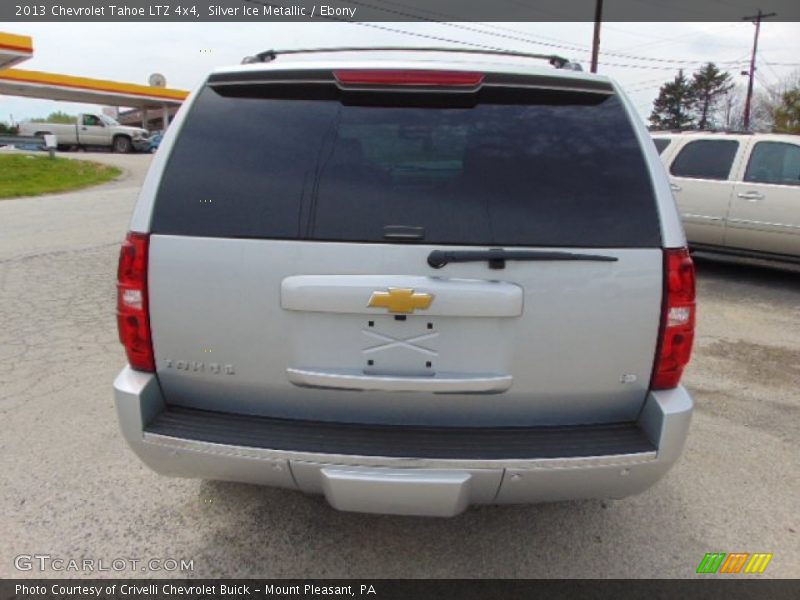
[653,131,800,264]
[114,48,695,516]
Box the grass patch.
[0,154,122,199]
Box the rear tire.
[113,135,132,153]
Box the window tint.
[653,138,671,154]
[152,85,660,248]
[670,139,739,180]
[744,141,800,186]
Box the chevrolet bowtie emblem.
[367,288,434,314]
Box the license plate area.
[281,275,522,389]
[362,315,439,376]
[285,312,516,390]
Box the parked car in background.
[114,48,695,517]
[147,131,163,153]
[18,112,150,153]
[653,131,800,264]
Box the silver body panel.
[148,237,662,426]
[114,367,692,516]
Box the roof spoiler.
[241,47,584,71]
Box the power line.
[754,61,800,67]
[754,70,772,89]
[242,0,508,54]
[241,0,775,77]
[340,0,760,67]
[757,51,781,82]
[599,61,743,71]
[625,79,672,93]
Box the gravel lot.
[1,153,798,579]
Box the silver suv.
[114,48,696,517]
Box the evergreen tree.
[691,63,733,130]
[649,70,696,130]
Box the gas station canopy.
[0,68,187,108]
[0,31,188,111]
[0,32,33,69]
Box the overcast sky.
[2,21,799,123]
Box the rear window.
[152,84,661,247]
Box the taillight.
[652,248,696,389]
[333,69,484,87]
[117,232,154,372]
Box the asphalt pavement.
[0,152,797,578]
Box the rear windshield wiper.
[427,249,618,269]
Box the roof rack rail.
[241,47,583,71]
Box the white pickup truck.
[19,112,150,153]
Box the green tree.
[691,62,733,130]
[31,111,77,124]
[649,70,696,130]
[772,88,800,134]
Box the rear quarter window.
[744,141,800,186]
[670,139,739,180]
[152,83,661,248]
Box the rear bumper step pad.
[145,405,655,460]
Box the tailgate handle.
[383,225,425,241]
[287,368,512,393]
[427,248,618,269]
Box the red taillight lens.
[652,248,696,389]
[333,69,484,87]
[117,232,154,372]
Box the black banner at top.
[3,0,800,22]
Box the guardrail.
[0,134,56,158]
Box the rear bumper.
[113,367,693,516]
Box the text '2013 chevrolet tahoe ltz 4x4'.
[114,48,695,517]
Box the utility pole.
[742,10,776,130]
[590,0,604,73]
